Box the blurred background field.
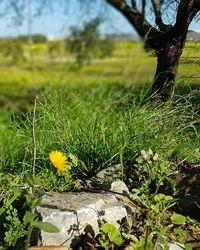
[1,40,200,109]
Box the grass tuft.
[1,83,199,181]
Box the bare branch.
[106,0,160,43]
[151,0,172,31]
[173,0,195,36]
[131,0,136,8]
[192,0,200,18]
[142,0,146,20]
[151,0,161,24]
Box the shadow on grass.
[103,82,200,109]
[2,81,200,123]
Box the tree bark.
[151,44,182,100]
[151,27,188,100]
[106,0,199,101]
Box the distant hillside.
[48,31,200,43]
[109,31,200,43]
[106,34,140,42]
[187,30,200,41]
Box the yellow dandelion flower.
[49,150,69,172]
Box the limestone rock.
[28,247,70,250]
[86,164,123,189]
[37,191,131,247]
[169,243,184,250]
[110,180,129,195]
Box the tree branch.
[194,0,200,7]
[191,0,200,19]
[151,0,172,31]
[173,0,195,37]
[131,0,136,8]
[142,0,146,20]
[106,0,160,42]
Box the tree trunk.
[151,42,183,101]
[106,0,198,101]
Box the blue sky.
[0,0,200,38]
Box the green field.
[0,41,200,249]
[0,42,199,103]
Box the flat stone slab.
[37,191,130,247]
[28,247,70,250]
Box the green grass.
[1,83,199,181]
[0,41,200,184]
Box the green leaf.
[0,207,5,217]
[173,228,186,238]
[32,221,60,233]
[185,243,193,250]
[150,204,159,213]
[158,226,170,236]
[158,236,169,250]
[154,193,165,202]
[24,211,37,225]
[171,213,186,225]
[122,233,138,243]
[132,188,141,195]
[26,177,34,187]
[25,194,32,207]
[154,193,173,202]
[32,197,42,209]
[165,195,174,201]
[5,190,21,209]
[0,190,21,225]
[99,236,110,249]
[102,223,123,246]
